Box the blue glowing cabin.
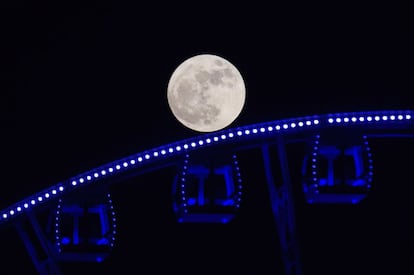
[302,134,373,204]
[52,191,116,263]
[172,153,243,223]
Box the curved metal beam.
[1,110,412,225]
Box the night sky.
[1,3,413,274]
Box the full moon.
[167,54,246,132]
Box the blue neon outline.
[1,110,412,224]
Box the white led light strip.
[1,110,412,223]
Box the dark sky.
[1,3,413,274]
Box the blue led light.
[0,110,412,224]
[122,162,128,168]
[59,186,64,192]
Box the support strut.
[15,212,62,275]
[262,136,302,275]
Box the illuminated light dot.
[52,190,57,195]
[183,144,189,149]
[79,178,84,183]
[101,170,106,175]
[138,157,143,162]
[161,149,166,155]
[153,152,159,157]
[237,131,243,136]
[374,116,380,121]
[382,116,388,121]
[2,214,7,219]
[71,181,77,186]
[275,125,281,130]
[87,175,92,180]
[291,123,296,128]
[198,140,204,145]
[145,154,150,159]
[252,128,258,133]
[176,146,181,151]
[108,168,114,172]
[59,186,64,192]
[24,203,29,208]
[168,148,174,153]
[228,133,234,138]
[367,116,372,121]
[390,115,395,120]
[359,117,364,122]
[123,162,128,168]
[328,118,334,123]
[31,200,36,205]
[351,117,357,122]
[283,124,288,129]
[94,172,99,177]
[116,165,121,170]
[336,118,341,123]
[407,114,412,119]
[267,126,273,131]
[314,120,319,125]
[221,134,226,140]
[38,196,42,201]
[306,121,311,126]
[130,160,135,165]
[298,122,304,127]
[206,138,211,143]
[10,210,14,215]
[190,142,196,147]
[245,129,250,135]
[213,136,219,141]
[260,127,265,132]
[344,117,349,122]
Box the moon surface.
[167,54,246,132]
